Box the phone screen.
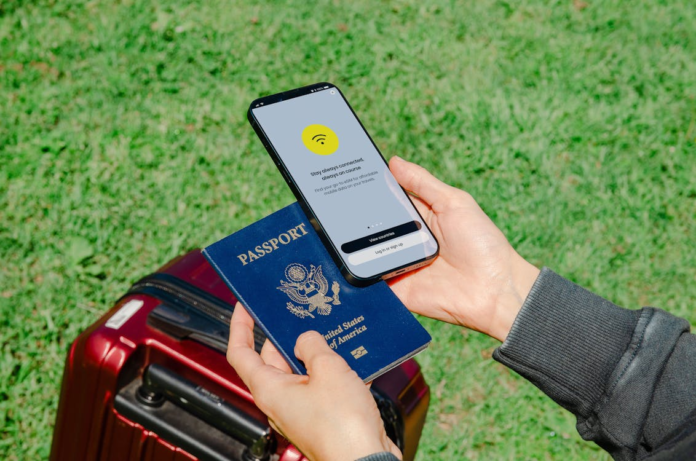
[250,86,438,279]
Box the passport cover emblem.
[278,263,341,318]
[202,202,431,382]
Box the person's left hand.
[227,303,402,461]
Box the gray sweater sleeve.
[493,268,696,460]
[355,453,400,461]
[357,268,696,461]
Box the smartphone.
[247,82,439,286]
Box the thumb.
[294,331,351,376]
[389,156,456,207]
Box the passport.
[202,202,431,382]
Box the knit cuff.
[493,267,640,416]
[355,452,400,461]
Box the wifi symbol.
[302,124,338,155]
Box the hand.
[227,304,402,461]
[387,156,540,342]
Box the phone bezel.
[247,82,439,286]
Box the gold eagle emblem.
[278,263,341,319]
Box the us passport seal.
[278,263,341,318]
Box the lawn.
[1,0,695,459]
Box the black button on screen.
[341,221,422,254]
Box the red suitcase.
[50,250,430,461]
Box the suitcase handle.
[139,364,274,460]
[128,272,266,352]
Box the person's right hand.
[387,156,540,342]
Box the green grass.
[1,0,695,459]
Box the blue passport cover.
[202,202,431,382]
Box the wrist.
[313,427,399,461]
[488,254,540,342]
[348,435,399,461]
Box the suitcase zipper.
[127,272,233,323]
